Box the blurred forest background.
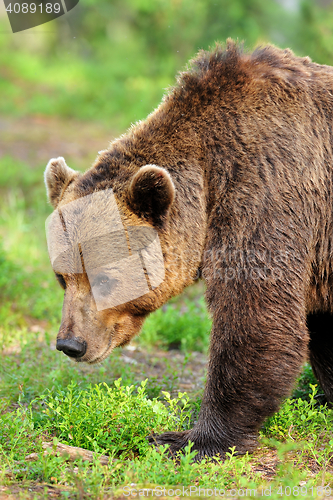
[1,0,333,380]
[2,0,333,128]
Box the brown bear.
[44,40,333,460]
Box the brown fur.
[45,40,333,459]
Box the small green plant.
[264,384,333,441]
[292,363,325,402]
[33,379,191,459]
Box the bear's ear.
[44,157,79,208]
[128,165,175,224]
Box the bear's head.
[44,156,184,363]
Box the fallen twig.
[25,441,111,465]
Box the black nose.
[56,337,87,358]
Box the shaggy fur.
[45,39,333,459]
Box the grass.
[31,380,191,458]
[140,295,211,353]
[1,381,333,498]
[1,156,333,498]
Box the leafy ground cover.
[0,123,332,499]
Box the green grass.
[32,380,191,458]
[1,381,332,498]
[140,295,211,353]
[1,156,333,498]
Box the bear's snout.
[56,337,87,359]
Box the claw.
[147,434,160,446]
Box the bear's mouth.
[77,338,113,365]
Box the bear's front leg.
[149,272,309,460]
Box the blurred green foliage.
[140,296,211,353]
[1,0,333,129]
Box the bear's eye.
[92,274,118,297]
[55,273,66,290]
